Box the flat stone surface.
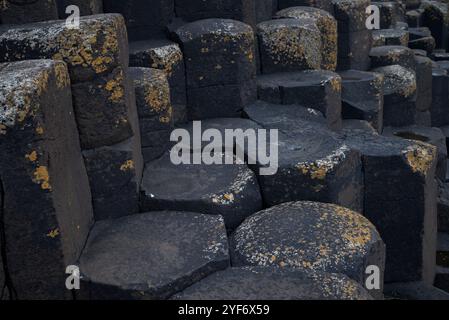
[172,267,373,300]
[230,201,385,298]
[79,211,230,300]
[140,154,263,230]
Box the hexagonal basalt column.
[129,67,173,163]
[0,60,94,299]
[339,70,384,133]
[140,153,263,231]
[230,202,385,299]
[129,40,187,124]
[173,267,373,300]
[275,6,338,71]
[257,70,343,131]
[332,0,372,71]
[257,18,322,74]
[372,65,417,127]
[343,127,438,284]
[372,29,409,47]
[173,18,257,120]
[421,1,449,50]
[78,211,230,300]
[369,46,416,70]
[277,0,334,13]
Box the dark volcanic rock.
[369,46,416,70]
[421,1,449,50]
[0,60,94,299]
[372,29,409,47]
[277,0,334,13]
[79,211,230,300]
[140,154,263,230]
[0,0,58,24]
[230,201,385,298]
[431,68,449,127]
[385,281,449,300]
[172,267,373,300]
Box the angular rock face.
[277,0,334,13]
[431,67,449,127]
[421,0,449,50]
[173,18,257,120]
[275,6,338,71]
[140,154,263,231]
[0,15,144,220]
[57,0,103,17]
[129,40,187,124]
[370,46,417,70]
[257,70,343,131]
[103,0,174,41]
[0,60,94,299]
[129,67,173,163]
[339,70,384,132]
[372,65,417,127]
[373,29,410,47]
[257,18,322,74]
[333,0,372,71]
[172,267,373,300]
[230,202,385,298]
[343,127,438,284]
[0,0,59,24]
[78,211,230,300]
[372,1,399,29]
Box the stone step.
[78,211,229,300]
[172,267,373,300]
[230,201,385,299]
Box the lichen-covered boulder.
[230,201,385,299]
[0,60,94,299]
[257,70,342,131]
[369,46,416,70]
[275,6,338,71]
[339,70,384,132]
[172,267,373,300]
[129,40,186,124]
[256,18,322,74]
[78,211,230,300]
[129,67,173,163]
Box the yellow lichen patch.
[297,163,327,180]
[0,124,7,135]
[46,228,60,239]
[403,142,436,175]
[105,70,124,103]
[33,166,52,191]
[36,126,44,135]
[120,160,135,172]
[334,206,373,248]
[54,63,70,89]
[329,77,341,92]
[25,151,38,162]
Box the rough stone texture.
[257,70,343,131]
[78,211,230,300]
[103,0,174,41]
[172,267,373,300]
[339,70,384,132]
[173,19,256,120]
[431,67,449,127]
[275,6,338,71]
[383,126,447,181]
[385,281,449,300]
[372,1,399,29]
[414,55,433,114]
[421,0,449,50]
[333,0,372,71]
[0,14,133,150]
[0,60,94,299]
[230,202,385,299]
[278,0,334,13]
[129,67,173,163]
[82,134,143,221]
[256,18,322,74]
[57,0,103,17]
[129,40,186,124]
[438,180,449,233]
[140,154,263,230]
[175,0,257,27]
[256,0,275,23]
[372,65,417,127]
[373,29,410,47]
[369,46,416,70]
[343,127,438,284]
[0,0,58,24]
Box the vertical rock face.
[129,67,173,163]
[431,67,449,127]
[0,0,59,24]
[57,0,103,18]
[343,128,438,284]
[0,60,94,299]
[421,1,449,50]
[0,15,144,220]
[173,18,257,120]
[103,0,174,41]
